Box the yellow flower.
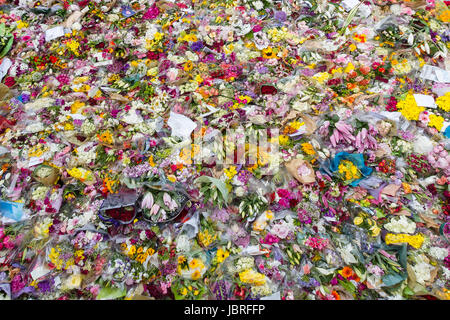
[239,269,266,286]
[216,248,230,263]
[184,61,193,72]
[312,72,330,84]
[354,216,363,225]
[189,258,201,269]
[16,20,28,29]
[397,94,425,121]
[181,287,188,295]
[436,92,450,112]
[279,135,290,145]
[178,255,186,265]
[224,166,237,179]
[428,114,444,131]
[65,274,83,289]
[154,32,164,41]
[370,225,381,237]
[191,269,202,280]
[301,143,315,155]
[262,47,277,59]
[344,62,355,73]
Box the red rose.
[4,77,15,87]
[260,85,277,95]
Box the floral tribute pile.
[0,0,449,300]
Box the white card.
[93,60,113,67]
[420,65,450,83]
[28,156,45,167]
[31,265,51,280]
[45,26,65,42]
[70,113,86,120]
[0,58,12,81]
[167,112,197,138]
[341,0,360,11]
[413,94,436,108]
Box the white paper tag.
[379,111,402,124]
[31,265,51,280]
[54,276,61,287]
[167,112,197,138]
[420,65,450,83]
[341,0,360,11]
[70,113,86,120]
[0,58,12,81]
[413,94,436,108]
[45,26,65,42]
[28,156,45,167]
[93,60,113,67]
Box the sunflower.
[216,248,230,263]
[189,258,201,269]
[184,60,193,72]
[262,47,277,59]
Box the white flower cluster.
[25,122,45,133]
[176,234,191,253]
[412,261,432,285]
[428,246,448,260]
[132,121,156,135]
[384,215,416,234]
[81,120,96,136]
[179,81,199,95]
[228,256,255,273]
[31,186,49,201]
[76,146,97,165]
[392,139,412,154]
[251,282,272,297]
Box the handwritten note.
[45,26,65,42]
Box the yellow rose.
[353,216,363,225]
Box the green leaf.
[403,286,414,297]
[195,176,229,203]
[382,273,405,287]
[338,279,356,294]
[0,36,13,58]
[0,24,5,37]
[96,286,127,300]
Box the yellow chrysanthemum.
[397,94,425,121]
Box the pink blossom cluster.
[0,228,14,250]
[305,236,329,251]
[427,144,450,175]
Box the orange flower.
[341,266,353,278]
[346,82,357,90]
[332,290,341,300]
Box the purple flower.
[191,41,204,52]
